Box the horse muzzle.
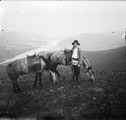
[90,75,95,81]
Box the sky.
[0,1,126,39]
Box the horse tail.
[6,63,14,80]
[6,62,21,93]
[6,63,11,75]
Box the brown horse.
[34,49,95,86]
[6,54,58,93]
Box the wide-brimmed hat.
[72,40,80,45]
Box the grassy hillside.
[82,46,125,70]
[0,65,126,119]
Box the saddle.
[27,54,41,72]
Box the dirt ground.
[0,65,126,120]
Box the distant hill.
[1,31,124,51]
[0,31,49,50]
[82,46,125,70]
[0,31,49,62]
[0,31,30,49]
[58,32,124,51]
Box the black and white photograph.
[0,0,126,119]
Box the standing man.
[71,40,81,82]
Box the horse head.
[82,56,95,81]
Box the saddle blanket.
[27,55,42,72]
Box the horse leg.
[33,73,38,87]
[56,70,60,78]
[8,73,19,93]
[49,71,53,82]
[11,76,21,93]
[55,65,60,78]
[12,80,17,93]
[15,80,21,93]
[39,72,42,87]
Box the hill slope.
[82,46,125,70]
[58,33,124,51]
[39,46,125,70]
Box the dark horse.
[34,49,95,87]
[33,49,72,87]
[6,54,58,93]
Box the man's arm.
[65,47,73,53]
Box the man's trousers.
[72,65,80,82]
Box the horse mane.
[47,50,69,61]
[39,55,57,73]
[46,52,54,61]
